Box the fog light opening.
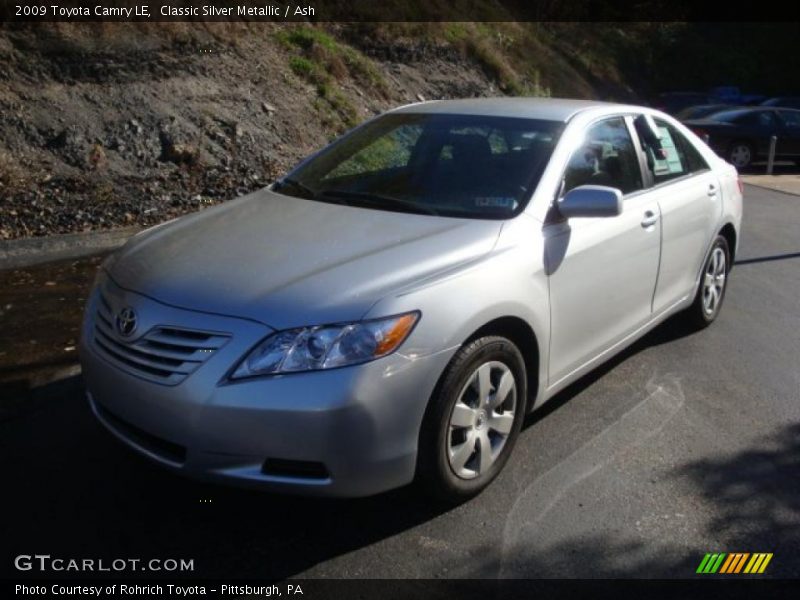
[261,458,329,480]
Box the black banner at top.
[2,0,800,23]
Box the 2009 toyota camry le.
[80,98,742,501]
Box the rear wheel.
[417,336,527,502]
[685,235,730,328]
[728,141,754,169]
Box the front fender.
[364,216,550,408]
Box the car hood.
[108,188,503,329]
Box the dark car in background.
[684,107,800,169]
[653,92,712,115]
[676,104,736,121]
[761,97,800,110]
[709,86,764,106]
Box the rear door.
[637,118,722,313]
[546,116,661,387]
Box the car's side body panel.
[364,213,552,412]
[364,104,743,415]
[649,170,723,313]
[525,105,742,407]
[543,194,661,388]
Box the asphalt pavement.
[1,185,798,580]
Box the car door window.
[678,132,710,173]
[758,111,779,128]
[778,110,800,129]
[641,119,709,183]
[735,111,778,129]
[563,117,643,195]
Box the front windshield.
[272,112,564,219]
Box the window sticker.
[475,197,517,209]
[653,127,685,176]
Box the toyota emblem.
[115,307,138,337]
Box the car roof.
[388,97,628,122]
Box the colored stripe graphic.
[719,554,736,573]
[744,554,761,573]
[712,553,727,573]
[758,554,773,573]
[696,554,712,573]
[734,553,749,573]
[698,552,773,574]
[697,553,727,574]
[744,553,774,574]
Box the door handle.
[641,211,659,228]
[708,183,718,197]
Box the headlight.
[230,312,419,379]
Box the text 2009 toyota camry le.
[80,98,742,500]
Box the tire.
[728,141,754,170]
[685,235,731,329]
[417,335,527,503]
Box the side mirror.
[558,185,623,219]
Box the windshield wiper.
[275,178,317,199]
[317,189,440,216]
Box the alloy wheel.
[447,361,517,479]
[702,246,727,316]
[729,144,752,169]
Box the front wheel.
[417,336,527,502]
[685,235,731,328]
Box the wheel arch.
[719,222,738,264]
[462,316,540,412]
[413,314,542,493]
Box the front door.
[546,116,661,388]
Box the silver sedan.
[80,98,742,501]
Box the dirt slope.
[0,22,625,240]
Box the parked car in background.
[653,92,712,115]
[684,107,800,169]
[676,104,737,121]
[761,97,800,110]
[709,86,742,104]
[709,86,764,106]
[81,98,742,501]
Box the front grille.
[93,293,230,385]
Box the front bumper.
[80,275,455,497]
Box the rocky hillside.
[0,21,637,240]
